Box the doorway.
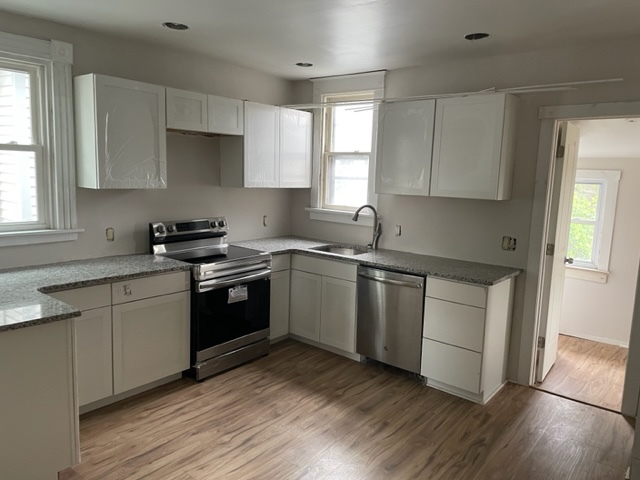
[532,117,640,412]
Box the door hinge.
[538,336,546,349]
[546,243,555,256]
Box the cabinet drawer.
[423,297,485,352]
[421,338,481,394]
[48,284,111,311]
[272,253,291,272]
[292,254,356,281]
[112,271,190,305]
[426,277,486,308]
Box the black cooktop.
[182,245,268,265]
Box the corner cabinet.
[74,74,167,189]
[289,254,357,356]
[430,93,518,200]
[375,100,435,196]
[420,277,514,404]
[220,102,312,188]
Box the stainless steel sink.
[311,244,369,256]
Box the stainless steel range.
[149,217,271,381]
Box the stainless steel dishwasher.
[356,266,425,373]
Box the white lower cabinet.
[113,291,190,394]
[270,254,291,340]
[75,306,113,406]
[420,276,514,404]
[289,255,357,356]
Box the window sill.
[0,228,84,247]
[565,265,609,284]
[305,207,376,227]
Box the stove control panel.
[150,217,229,240]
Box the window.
[306,71,385,225]
[321,92,374,211]
[0,31,79,246]
[567,169,620,272]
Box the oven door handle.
[196,269,271,293]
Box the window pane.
[567,222,595,263]
[0,150,38,223]
[330,104,373,153]
[325,155,369,208]
[571,183,600,221]
[0,68,33,144]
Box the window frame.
[566,169,621,280]
[0,30,81,247]
[306,71,385,226]
[321,91,374,212]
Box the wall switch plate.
[395,225,402,236]
[106,227,115,242]
[502,236,516,251]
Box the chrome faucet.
[352,204,381,250]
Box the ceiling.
[1,0,640,80]
[575,119,640,159]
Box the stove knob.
[218,220,226,228]
[210,221,217,228]
[167,225,175,233]
[156,225,165,234]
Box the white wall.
[0,12,294,269]
[559,157,640,347]
[291,38,640,381]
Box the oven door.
[192,270,270,363]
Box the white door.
[279,108,312,188]
[289,269,322,341]
[536,122,580,382]
[166,87,208,132]
[208,94,244,135]
[269,269,291,339]
[319,276,357,353]
[244,101,279,187]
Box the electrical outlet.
[502,236,516,251]
[263,215,268,227]
[106,227,115,242]
[395,225,402,237]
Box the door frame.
[519,100,640,416]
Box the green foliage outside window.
[567,183,601,263]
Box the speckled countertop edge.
[234,236,522,286]
[0,255,190,333]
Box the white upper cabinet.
[280,108,312,188]
[375,100,435,196]
[430,93,518,200]
[220,102,312,188]
[244,101,280,187]
[75,74,167,189]
[166,87,208,132]
[208,94,244,135]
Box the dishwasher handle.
[357,272,423,289]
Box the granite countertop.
[234,236,521,285]
[0,255,190,333]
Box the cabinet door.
[375,100,435,196]
[166,87,208,132]
[208,94,244,135]
[112,291,189,394]
[75,306,113,406]
[421,338,482,393]
[320,277,356,353]
[269,270,290,339]
[431,94,508,199]
[289,269,322,341]
[93,75,167,188]
[244,101,279,187]
[279,108,312,188]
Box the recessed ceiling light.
[296,62,313,68]
[162,22,190,31]
[464,32,490,41]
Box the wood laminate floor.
[61,340,634,480]
[536,335,628,412]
